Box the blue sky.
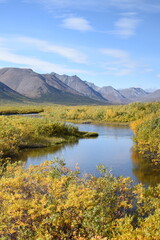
[0,0,160,89]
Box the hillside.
[0,67,159,104]
[119,87,148,101]
[0,81,30,103]
[98,86,127,104]
[0,68,107,105]
[51,73,106,102]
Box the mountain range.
[0,67,159,105]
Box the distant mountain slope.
[84,81,100,92]
[0,67,159,104]
[51,73,107,102]
[119,87,148,101]
[0,81,29,102]
[84,82,150,104]
[0,68,50,98]
[137,89,160,102]
[42,74,82,96]
[98,86,127,104]
[0,68,108,105]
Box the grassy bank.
[0,105,44,115]
[0,115,98,159]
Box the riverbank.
[0,115,98,160]
[41,102,160,162]
[0,102,159,162]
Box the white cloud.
[143,68,153,73]
[111,0,160,12]
[156,74,160,78]
[100,48,138,76]
[61,17,93,31]
[17,37,88,64]
[0,37,6,44]
[31,0,160,12]
[115,68,132,76]
[103,64,133,76]
[100,48,129,60]
[113,17,140,38]
[0,47,89,74]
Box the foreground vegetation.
[0,160,159,240]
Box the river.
[19,122,160,186]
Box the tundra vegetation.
[0,102,160,239]
[0,160,160,240]
[41,102,160,163]
[0,116,98,159]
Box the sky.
[0,0,160,89]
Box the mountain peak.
[0,67,159,104]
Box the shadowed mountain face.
[98,86,128,104]
[84,82,154,104]
[0,68,108,105]
[0,68,49,98]
[42,74,82,96]
[0,67,159,104]
[51,73,107,102]
[137,89,160,102]
[119,88,148,101]
[0,81,30,102]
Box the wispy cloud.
[31,0,160,12]
[113,16,140,38]
[143,68,153,73]
[100,48,138,76]
[156,74,160,78]
[0,47,89,74]
[61,17,93,31]
[111,0,160,12]
[17,37,88,64]
[0,37,6,44]
[100,48,129,59]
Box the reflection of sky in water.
[25,123,139,183]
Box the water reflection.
[18,141,79,164]
[18,123,160,186]
[131,150,160,186]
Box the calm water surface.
[20,123,160,186]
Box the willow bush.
[0,160,159,240]
[0,116,79,158]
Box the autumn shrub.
[0,105,43,115]
[42,102,160,123]
[131,117,160,162]
[36,122,79,137]
[0,160,159,240]
[0,116,80,158]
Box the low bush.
[0,160,159,239]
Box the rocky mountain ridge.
[0,67,159,104]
